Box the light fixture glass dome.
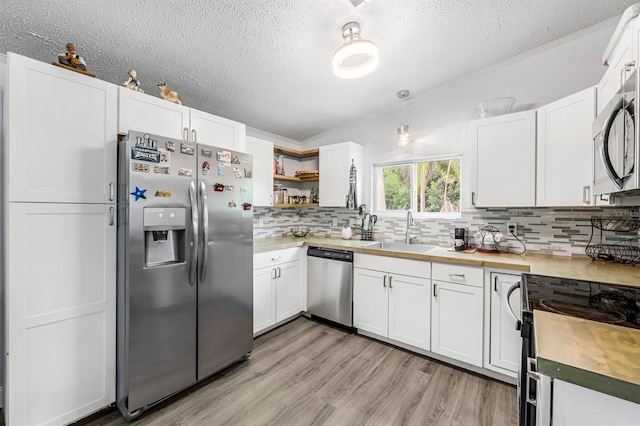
[397,124,412,147]
[332,22,379,79]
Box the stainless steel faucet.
[405,210,417,244]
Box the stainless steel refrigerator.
[116,131,253,420]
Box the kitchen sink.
[364,241,437,254]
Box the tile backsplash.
[253,206,640,257]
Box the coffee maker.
[454,227,469,251]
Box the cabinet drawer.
[254,247,301,269]
[432,263,483,287]
[355,253,430,278]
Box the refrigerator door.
[196,145,254,380]
[117,132,198,413]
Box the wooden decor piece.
[55,42,95,77]
[51,61,96,77]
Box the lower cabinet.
[431,263,484,367]
[353,255,431,350]
[253,248,303,335]
[488,272,521,374]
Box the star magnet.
[130,186,147,201]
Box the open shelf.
[274,146,319,159]
[274,203,319,208]
[274,174,319,183]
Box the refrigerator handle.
[188,181,198,287]
[199,181,210,284]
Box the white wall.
[300,19,618,211]
[0,52,6,406]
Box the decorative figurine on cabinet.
[123,69,143,93]
[54,42,95,77]
[157,82,183,105]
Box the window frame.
[372,154,462,218]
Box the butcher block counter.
[254,237,640,287]
[534,310,640,404]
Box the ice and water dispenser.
[143,207,187,267]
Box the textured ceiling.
[0,0,636,141]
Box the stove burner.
[540,298,627,325]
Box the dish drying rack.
[585,218,640,265]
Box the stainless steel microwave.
[593,70,640,198]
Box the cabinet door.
[246,136,274,206]
[489,273,521,373]
[253,267,276,334]
[319,142,363,207]
[118,86,190,139]
[470,110,536,207]
[432,281,483,367]
[6,53,117,204]
[190,108,246,152]
[5,203,116,426]
[388,274,431,350]
[610,24,634,92]
[275,261,302,322]
[353,268,389,337]
[597,68,614,115]
[536,87,596,207]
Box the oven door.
[593,70,638,196]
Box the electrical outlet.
[507,222,517,235]
[332,218,338,227]
[258,218,264,228]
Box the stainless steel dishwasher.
[307,246,353,327]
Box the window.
[374,156,461,217]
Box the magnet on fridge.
[244,168,252,178]
[202,161,210,175]
[224,185,234,192]
[233,167,242,178]
[130,186,147,201]
[240,186,248,194]
[214,183,225,192]
[154,166,170,174]
[178,168,193,177]
[218,164,225,176]
[242,203,252,211]
[228,200,237,208]
[180,143,194,155]
[159,150,170,165]
[165,141,175,152]
[132,163,149,172]
[201,148,213,158]
[155,190,172,198]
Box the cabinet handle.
[192,129,197,142]
[433,283,437,297]
[582,185,591,205]
[272,268,277,279]
[183,127,189,140]
[277,267,281,278]
[383,275,387,288]
[389,275,393,289]
[494,275,498,292]
[270,194,273,205]
[271,256,281,261]
[109,182,115,201]
[449,273,465,280]
[471,192,476,206]
[109,207,115,226]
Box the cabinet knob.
[383,275,387,288]
[433,283,437,297]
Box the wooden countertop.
[254,237,640,287]
[534,310,640,404]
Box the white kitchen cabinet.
[536,87,596,207]
[253,248,303,335]
[597,68,614,114]
[487,272,521,375]
[609,23,635,93]
[246,136,274,206]
[6,52,117,204]
[469,110,536,207]
[319,141,363,207]
[431,263,483,367]
[354,254,430,350]
[5,203,116,426]
[118,87,246,151]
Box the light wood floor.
[87,317,518,426]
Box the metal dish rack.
[585,218,640,265]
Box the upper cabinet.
[536,87,596,207]
[6,53,117,204]
[118,87,246,152]
[319,142,363,207]
[469,110,536,207]
[245,136,274,206]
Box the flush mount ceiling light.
[332,22,379,79]
[397,89,413,147]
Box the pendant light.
[332,22,379,79]
[397,89,413,147]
